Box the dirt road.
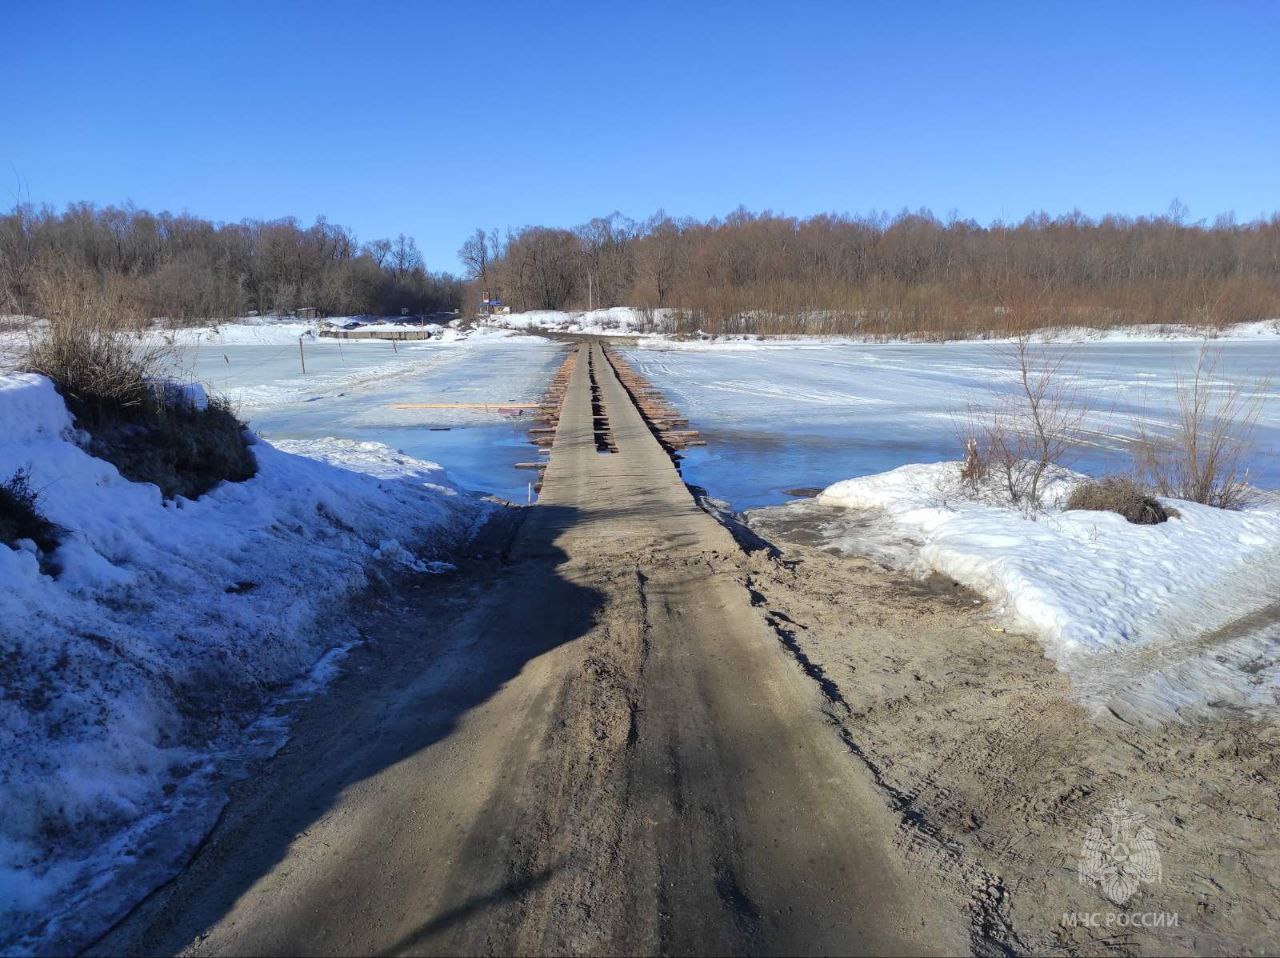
[92,342,969,955]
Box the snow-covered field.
[794,463,1280,721]
[621,335,1280,509]
[482,306,674,337]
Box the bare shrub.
[1133,344,1267,509]
[959,327,1089,509]
[1065,476,1169,525]
[957,430,989,495]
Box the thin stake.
[298,337,306,375]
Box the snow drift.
[0,373,490,951]
[815,462,1280,720]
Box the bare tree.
[363,238,392,269]
[389,234,423,280]
[633,213,683,307]
[458,228,489,283]
[505,227,578,310]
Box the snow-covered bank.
[809,462,1280,720]
[482,306,674,337]
[629,317,1280,348]
[481,306,1280,345]
[0,373,491,952]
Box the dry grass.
[1065,476,1169,525]
[81,394,257,499]
[0,468,61,553]
[23,261,173,417]
[22,261,257,499]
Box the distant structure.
[481,293,509,315]
[294,307,320,320]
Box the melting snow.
[0,372,490,953]
[810,462,1280,722]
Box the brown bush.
[1065,476,1169,525]
[22,259,172,414]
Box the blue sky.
[5,1,1277,271]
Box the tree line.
[6,202,1278,334]
[0,203,463,322]
[462,206,1280,336]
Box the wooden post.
[298,337,306,374]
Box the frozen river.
[622,337,1280,510]
[176,324,1278,513]
[180,326,565,502]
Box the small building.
[295,307,320,320]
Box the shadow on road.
[375,864,561,957]
[90,505,602,957]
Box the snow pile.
[162,316,491,350]
[1020,318,1280,344]
[0,373,490,951]
[816,462,1280,720]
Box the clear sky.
[5,1,1278,271]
